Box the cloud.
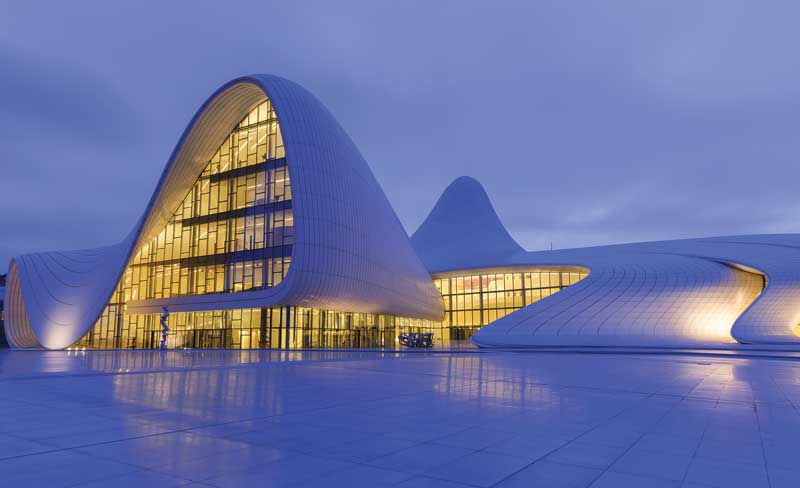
[2,0,800,271]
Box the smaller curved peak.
[412,176,525,273]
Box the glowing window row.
[437,272,585,295]
[132,208,293,265]
[433,270,588,328]
[202,101,285,176]
[177,165,291,222]
[123,257,291,301]
[76,305,434,350]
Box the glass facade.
[432,269,589,341]
[77,100,294,349]
[125,100,292,302]
[82,307,420,350]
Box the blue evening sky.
[2,1,799,270]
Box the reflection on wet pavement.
[0,349,799,487]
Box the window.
[431,268,588,342]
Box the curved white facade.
[5,75,443,349]
[472,236,800,346]
[412,180,799,347]
[4,75,800,349]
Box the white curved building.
[415,177,798,347]
[4,75,800,349]
[5,75,443,350]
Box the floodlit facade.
[4,75,800,350]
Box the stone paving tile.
[430,426,517,450]
[393,476,474,487]
[310,434,419,463]
[632,432,702,455]
[768,466,800,488]
[202,453,355,487]
[293,464,413,487]
[367,442,475,474]
[576,423,643,448]
[610,447,694,481]
[694,438,765,465]
[684,457,770,488]
[544,441,628,469]
[494,460,602,487]
[0,433,54,459]
[483,434,570,461]
[423,450,533,487]
[149,444,293,481]
[68,469,195,487]
[0,450,139,487]
[591,470,681,488]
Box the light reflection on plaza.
[2,348,800,487]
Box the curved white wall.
[413,177,800,347]
[466,236,800,347]
[5,75,443,349]
[470,253,764,347]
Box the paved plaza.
[1,349,799,487]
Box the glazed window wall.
[77,100,294,349]
[126,100,291,302]
[124,101,291,302]
[433,269,588,341]
[75,304,427,350]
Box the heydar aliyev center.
[5,74,800,350]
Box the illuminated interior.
[75,264,588,349]
[432,267,589,341]
[82,307,424,350]
[77,99,293,348]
